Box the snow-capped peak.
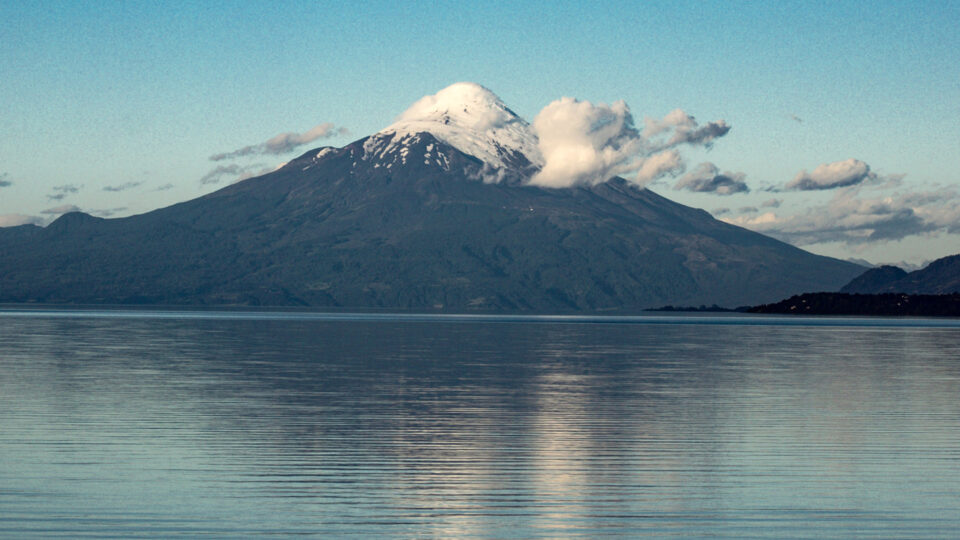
[367,82,543,178]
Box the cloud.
[91,207,127,217]
[739,206,758,213]
[529,97,643,187]
[200,163,261,184]
[526,99,730,188]
[46,183,82,201]
[669,120,730,148]
[200,165,238,184]
[785,158,876,190]
[199,162,279,185]
[870,172,906,190]
[0,214,43,227]
[674,162,749,195]
[790,114,803,123]
[210,123,349,161]
[642,109,731,150]
[103,181,144,192]
[0,172,11,188]
[723,186,960,246]
[761,198,782,208]
[155,183,175,191]
[635,150,685,185]
[237,166,277,182]
[642,109,691,138]
[41,204,81,215]
[712,207,730,216]
[724,211,779,228]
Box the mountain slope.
[840,265,909,293]
[840,254,960,294]
[0,130,862,310]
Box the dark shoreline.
[4,292,960,319]
[746,292,960,317]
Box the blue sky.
[2,1,958,265]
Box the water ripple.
[1,314,959,537]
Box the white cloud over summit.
[529,98,642,187]
[528,100,731,188]
[380,83,733,189]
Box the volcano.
[0,83,863,310]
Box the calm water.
[2,310,960,538]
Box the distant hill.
[841,265,909,293]
[841,254,960,294]
[0,83,864,311]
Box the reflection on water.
[2,313,960,537]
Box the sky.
[2,0,959,266]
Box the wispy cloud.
[103,181,144,192]
[46,184,82,201]
[154,183,175,191]
[723,185,960,246]
[674,162,749,195]
[0,172,12,188]
[91,207,127,217]
[237,166,278,182]
[0,214,43,227]
[41,204,81,215]
[642,109,731,150]
[635,150,685,184]
[210,123,349,161]
[200,163,272,184]
[761,198,782,208]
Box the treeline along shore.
[746,292,960,317]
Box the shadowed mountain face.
[841,255,960,295]
[0,133,862,311]
[841,266,910,294]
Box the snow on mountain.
[364,82,543,181]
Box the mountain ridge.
[840,254,960,295]
[0,84,866,310]
[0,130,862,310]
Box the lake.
[2,309,960,538]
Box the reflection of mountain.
[7,313,960,535]
[0,84,862,309]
